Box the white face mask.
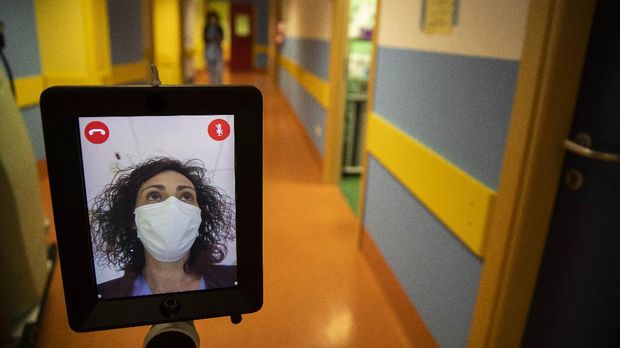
[134,196,202,262]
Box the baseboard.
[360,229,438,347]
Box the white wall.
[282,0,331,39]
[379,0,530,60]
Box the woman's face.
[135,170,198,208]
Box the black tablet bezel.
[40,86,262,331]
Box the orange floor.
[34,70,411,347]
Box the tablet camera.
[146,94,167,112]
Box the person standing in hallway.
[204,11,224,84]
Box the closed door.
[230,3,253,71]
[522,1,620,346]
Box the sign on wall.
[421,0,460,34]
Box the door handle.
[563,139,620,162]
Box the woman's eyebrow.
[139,184,165,193]
[176,185,196,192]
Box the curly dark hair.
[91,157,235,276]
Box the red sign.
[208,119,231,141]
[84,121,110,144]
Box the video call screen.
[78,115,237,299]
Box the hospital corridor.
[1,0,619,347]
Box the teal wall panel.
[364,156,482,347]
[0,2,45,159]
[279,68,325,155]
[373,47,519,189]
[21,105,45,159]
[0,0,41,77]
[107,0,144,65]
[256,52,267,68]
[281,37,330,80]
[279,37,329,156]
[364,46,521,346]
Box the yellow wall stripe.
[44,72,105,86]
[254,44,268,55]
[280,56,330,108]
[366,112,496,256]
[15,76,46,108]
[112,60,149,84]
[14,62,142,110]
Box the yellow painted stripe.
[267,46,276,61]
[14,69,116,108]
[15,75,45,108]
[112,60,149,84]
[43,71,110,86]
[366,112,496,256]
[254,44,268,55]
[280,56,330,108]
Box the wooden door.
[522,1,620,345]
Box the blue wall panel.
[256,0,268,45]
[256,52,267,68]
[279,69,325,155]
[374,47,519,189]
[254,0,268,69]
[281,37,330,80]
[0,2,45,159]
[21,106,45,159]
[0,0,41,77]
[364,156,482,347]
[107,0,144,65]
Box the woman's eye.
[180,192,195,202]
[146,191,161,201]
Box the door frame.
[268,0,283,83]
[467,0,597,346]
[142,0,155,65]
[323,0,349,184]
[323,0,380,193]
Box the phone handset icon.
[85,121,110,144]
[88,128,106,136]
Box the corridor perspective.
[2,0,620,347]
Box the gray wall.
[0,0,45,159]
[107,0,144,65]
[365,157,483,347]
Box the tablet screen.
[78,115,237,299]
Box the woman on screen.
[91,157,236,298]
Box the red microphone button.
[208,119,231,141]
